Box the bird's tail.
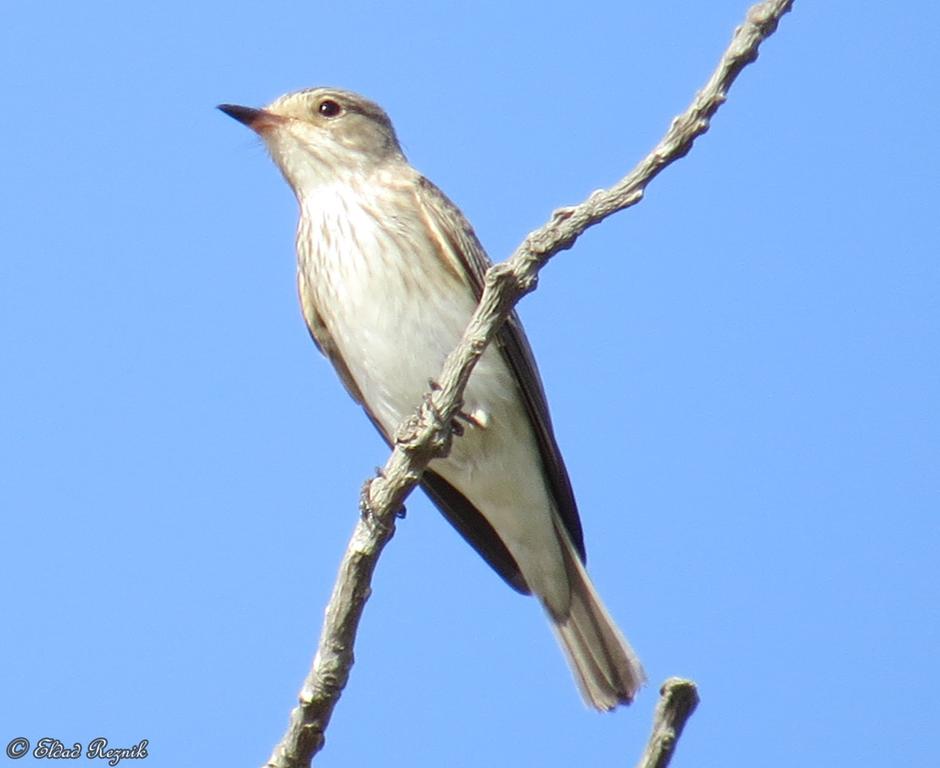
[548,528,645,710]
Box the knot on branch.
[747,0,789,30]
[551,204,578,222]
[486,260,538,297]
[307,667,344,701]
[392,410,423,448]
[393,391,455,461]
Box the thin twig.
[264,1,793,765]
[635,679,700,768]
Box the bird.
[219,87,644,709]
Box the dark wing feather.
[413,176,586,562]
[422,470,530,594]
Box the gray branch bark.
[264,2,793,766]
[636,679,700,768]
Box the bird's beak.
[217,103,283,135]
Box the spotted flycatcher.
[219,88,644,709]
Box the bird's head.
[219,87,405,191]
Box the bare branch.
[264,1,792,765]
[635,679,700,768]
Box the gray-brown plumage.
[219,88,644,709]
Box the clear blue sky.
[2,2,937,766]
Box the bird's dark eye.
[318,99,342,118]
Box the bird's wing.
[413,175,586,563]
